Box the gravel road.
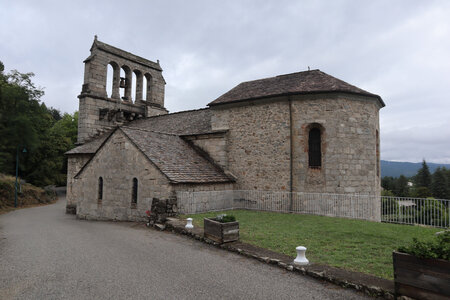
[0,195,369,299]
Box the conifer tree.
[415,160,432,188]
[394,175,410,197]
[431,167,449,199]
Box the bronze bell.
[119,77,127,88]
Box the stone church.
[66,37,384,221]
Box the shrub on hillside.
[0,173,55,210]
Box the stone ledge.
[155,217,395,299]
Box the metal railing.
[176,190,450,228]
[381,196,449,228]
[177,190,380,221]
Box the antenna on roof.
[308,66,310,71]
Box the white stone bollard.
[293,246,309,265]
[185,218,194,229]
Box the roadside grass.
[181,210,441,280]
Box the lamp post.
[14,147,27,208]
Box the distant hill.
[381,160,450,178]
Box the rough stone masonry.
[66,37,384,222]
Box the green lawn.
[182,210,441,280]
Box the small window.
[98,177,103,204]
[308,127,322,168]
[131,178,138,208]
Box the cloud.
[1,0,449,163]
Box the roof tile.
[121,127,232,183]
[208,70,384,106]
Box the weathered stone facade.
[77,36,167,144]
[72,128,234,221]
[66,154,90,213]
[210,94,382,196]
[76,130,171,221]
[66,38,384,222]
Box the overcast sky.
[1,0,449,163]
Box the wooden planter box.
[204,217,239,244]
[393,251,450,300]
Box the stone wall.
[183,132,229,169]
[211,98,292,191]
[210,93,381,197]
[77,38,167,144]
[172,182,234,193]
[290,94,381,196]
[82,40,165,105]
[76,130,173,221]
[77,97,147,144]
[66,154,91,213]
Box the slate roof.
[66,108,213,155]
[65,130,113,155]
[208,70,385,107]
[121,127,232,183]
[126,108,212,135]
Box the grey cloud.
[1,0,449,163]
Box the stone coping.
[155,217,395,299]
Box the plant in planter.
[204,214,239,244]
[393,231,450,300]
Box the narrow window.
[98,177,103,204]
[131,178,138,208]
[144,73,152,101]
[308,127,322,168]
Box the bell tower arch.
[77,36,167,144]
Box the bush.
[397,231,450,261]
[411,186,432,198]
[216,214,236,223]
[381,189,395,197]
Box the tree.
[0,61,78,186]
[411,186,432,198]
[26,111,78,186]
[0,64,45,175]
[381,176,395,193]
[431,167,449,199]
[415,160,432,189]
[394,175,410,197]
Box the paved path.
[0,195,369,299]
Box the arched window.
[308,127,322,168]
[144,73,152,101]
[106,64,114,98]
[107,61,120,99]
[131,178,138,208]
[120,65,132,101]
[134,70,143,102]
[131,71,137,103]
[98,177,103,203]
